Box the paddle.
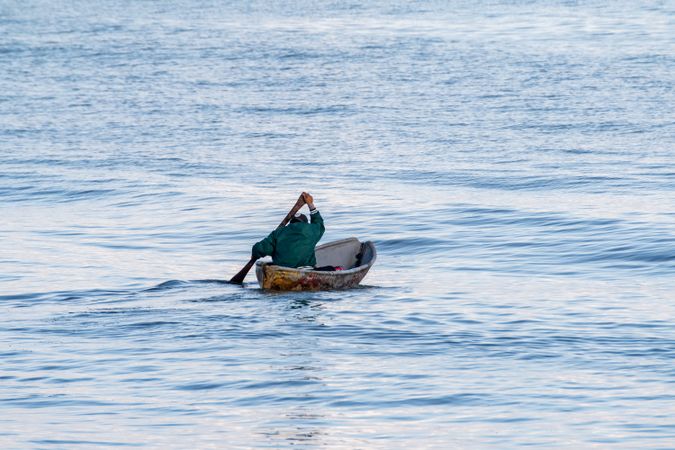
[229,193,306,284]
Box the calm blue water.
[2,1,675,448]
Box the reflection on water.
[258,298,328,448]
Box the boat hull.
[255,239,376,291]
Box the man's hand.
[302,192,315,210]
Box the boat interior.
[314,238,375,270]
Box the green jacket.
[252,211,325,268]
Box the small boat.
[255,238,377,291]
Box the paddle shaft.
[229,194,306,284]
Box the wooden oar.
[229,194,306,284]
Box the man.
[252,192,325,268]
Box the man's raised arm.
[302,192,325,237]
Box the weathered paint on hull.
[255,239,376,291]
[256,263,371,291]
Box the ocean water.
[1,0,675,448]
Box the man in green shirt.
[251,192,325,268]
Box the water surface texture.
[2,1,675,448]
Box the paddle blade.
[229,257,257,284]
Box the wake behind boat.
[255,238,376,291]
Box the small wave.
[175,382,227,391]
[236,104,353,116]
[377,237,453,255]
[0,288,129,306]
[329,393,489,409]
[144,280,190,292]
[0,185,119,204]
[121,321,181,329]
[31,439,142,447]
